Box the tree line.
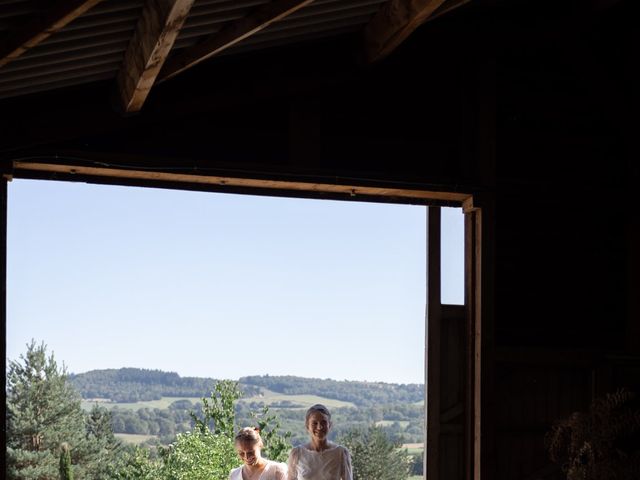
[102,399,425,446]
[70,369,423,406]
[69,369,261,403]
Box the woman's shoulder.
[266,460,288,471]
[228,465,243,479]
[265,460,287,479]
[333,443,352,457]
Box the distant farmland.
[81,389,355,412]
[81,396,202,411]
[240,389,356,409]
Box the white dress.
[228,460,288,480]
[287,445,353,480]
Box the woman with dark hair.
[287,404,353,480]
[229,427,287,480]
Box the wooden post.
[426,206,442,479]
[464,195,495,480]
[0,178,7,476]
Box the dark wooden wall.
[492,2,639,478]
[1,1,637,479]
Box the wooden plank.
[464,203,482,480]
[12,162,473,203]
[116,0,195,113]
[0,179,6,455]
[430,0,472,22]
[363,0,466,63]
[0,0,104,68]
[158,0,315,82]
[426,206,442,480]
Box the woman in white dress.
[287,404,353,480]
[229,427,288,480]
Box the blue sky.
[7,179,463,384]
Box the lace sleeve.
[341,446,353,480]
[287,447,300,480]
[274,461,288,480]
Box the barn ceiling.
[0,0,470,110]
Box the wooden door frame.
[1,165,493,479]
[425,199,491,480]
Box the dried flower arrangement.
[545,388,640,480]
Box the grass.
[81,389,355,412]
[81,396,203,411]
[402,443,424,455]
[239,389,356,409]
[115,433,157,444]
[376,420,410,428]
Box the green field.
[402,443,424,455]
[376,420,410,428]
[81,389,354,412]
[81,396,203,411]
[115,433,157,444]
[239,389,356,409]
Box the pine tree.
[338,424,412,480]
[84,404,122,478]
[6,340,109,479]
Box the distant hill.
[69,368,258,403]
[241,375,423,407]
[71,368,426,445]
[70,368,423,406]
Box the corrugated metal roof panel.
[0,0,385,100]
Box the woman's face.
[306,411,331,441]
[235,440,262,466]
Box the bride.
[287,404,353,480]
[229,427,287,480]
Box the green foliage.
[162,430,239,480]
[107,446,162,480]
[70,369,259,403]
[71,369,422,408]
[546,388,640,480]
[84,405,123,478]
[191,380,242,437]
[110,380,253,479]
[338,424,412,480]
[73,369,424,445]
[408,451,423,477]
[241,375,424,407]
[249,405,293,462]
[6,340,118,480]
[59,444,73,480]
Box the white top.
[287,445,353,480]
[228,460,288,480]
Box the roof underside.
[0,0,387,100]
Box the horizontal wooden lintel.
[13,161,471,203]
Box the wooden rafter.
[157,0,315,83]
[430,0,471,22]
[363,0,469,63]
[116,0,195,113]
[0,0,104,68]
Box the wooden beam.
[426,206,442,480]
[116,0,195,113]
[430,0,471,22]
[0,0,104,68]
[13,161,472,203]
[363,0,467,63]
[157,0,315,82]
